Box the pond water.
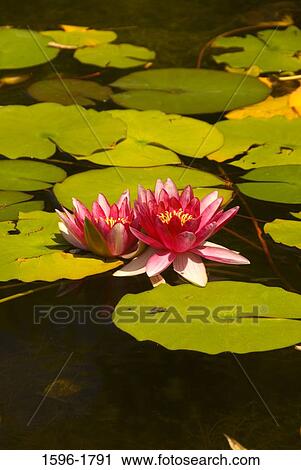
[0,0,301,450]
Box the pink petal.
[113,247,154,277]
[180,185,193,209]
[146,251,175,277]
[157,188,169,206]
[155,179,164,200]
[106,223,128,257]
[117,189,130,209]
[110,203,119,219]
[195,245,250,265]
[164,178,179,199]
[198,190,219,214]
[154,218,175,250]
[146,189,156,205]
[173,253,208,287]
[58,222,87,250]
[72,198,91,223]
[202,241,239,253]
[56,208,85,241]
[174,231,196,252]
[92,201,106,220]
[118,198,130,219]
[195,221,217,244]
[200,197,223,227]
[213,206,239,233]
[130,226,164,249]
[97,193,111,217]
[137,184,147,203]
[94,215,111,236]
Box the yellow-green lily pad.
[264,214,301,249]
[54,166,233,209]
[27,79,112,106]
[0,28,59,69]
[0,190,44,221]
[113,283,301,354]
[0,211,122,282]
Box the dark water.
[0,0,301,450]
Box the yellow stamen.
[157,208,193,226]
[104,216,128,228]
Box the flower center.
[157,208,193,225]
[104,216,129,228]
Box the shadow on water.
[0,0,300,450]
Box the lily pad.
[80,110,224,166]
[0,105,221,165]
[0,191,44,221]
[0,210,122,282]
[208,117,301,169]
[54,166,232,209]
[0,104,126,159]
[0,28,59,69]
[75,43,155,69]
[0,160,66,191]
[212,26,301,74]
[43,25,117,48]
[113,283,301,354]
[237,165,301,204]
[225,94,299,120]
[264,215,301,249]
[27,79,112,106]
[111,68,270,115]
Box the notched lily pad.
[43,25,117,48]
[27,79,112,106]
[0,160,66,190]
[0,190,44,221]
[264,214,301,249]
[0,210,122,282]
[237,165,301,204]
[44,25,154,68]
[111,68,270,114]
[0,104,126,159]
[79,109,224,166]
[0,105,221,165]
[113,283,301,354]
[75,43,155,68]
[0,27,59,69]
[54,166,233,209]
[212,26,301,74]
[208,116,301,169]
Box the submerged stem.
[0,283,57,304]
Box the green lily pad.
[43,26,117,48]
[54,166,232,209]
[0,190,44,221]
[0,210,122,282]
[113,283,301,354]
[237,165,301,204]
[0,28,59,69]
[27,79,112,106]
[111,68,270,115]
[0,160,66,191]
[212,26,301,74]
[80,110,224,166]
[0,104,126,159]
[0,105,221,165]
[264,215,301,249]
[208,117,301,168]
[75,43,155,69]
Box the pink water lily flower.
[56,190,139,258]
[114,179,250,286]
